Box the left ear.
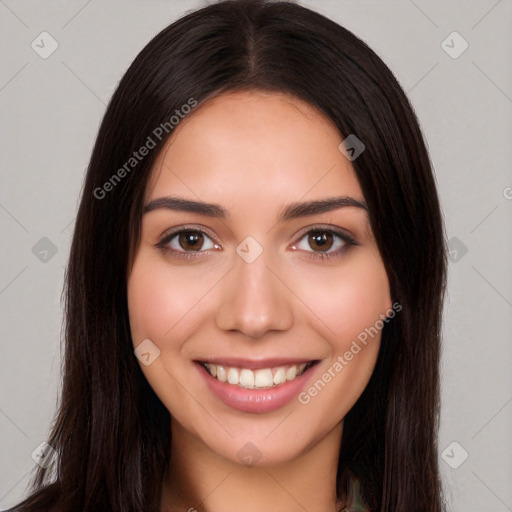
[381,291,394,320]
[384,293,402,320]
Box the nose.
[214,247,294,339]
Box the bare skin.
[127,90,392,512]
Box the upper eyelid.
[159,224,219,243]
[292,224,355,240]
[158,224,356,250]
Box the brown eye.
[291,227,356,261]
[308,231,334,252]
[178,231,204,251]
[159,228,219,255]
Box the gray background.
[1,0,511,510]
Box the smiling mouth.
[197,361,318,389]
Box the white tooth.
[286,365,297,381]
[254,368,273,388]
[273,367,286,385]
[205,363,217,378]
[297,363,307,374]
[227,367,239,385]
[216,365,227,382]
[239,369,255,388]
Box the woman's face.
[127,90,392,466]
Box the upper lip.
[195,357,317,370]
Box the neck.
[161,420,344,512]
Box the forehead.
[145,90,364,211]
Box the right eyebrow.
[143,195,368,220]
[143,196,228,218]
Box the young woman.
[8,1,448,510]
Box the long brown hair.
[8,1,447,510]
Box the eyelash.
[155,225,359,261]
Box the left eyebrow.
[143,195,368,220]
[278,195,368,221]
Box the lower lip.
[196,362,317,414]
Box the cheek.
[128,262,169,345]
[128,257,192,346]
[293,251,391,348]
[291,254,390,425]
[127,254,222,352]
